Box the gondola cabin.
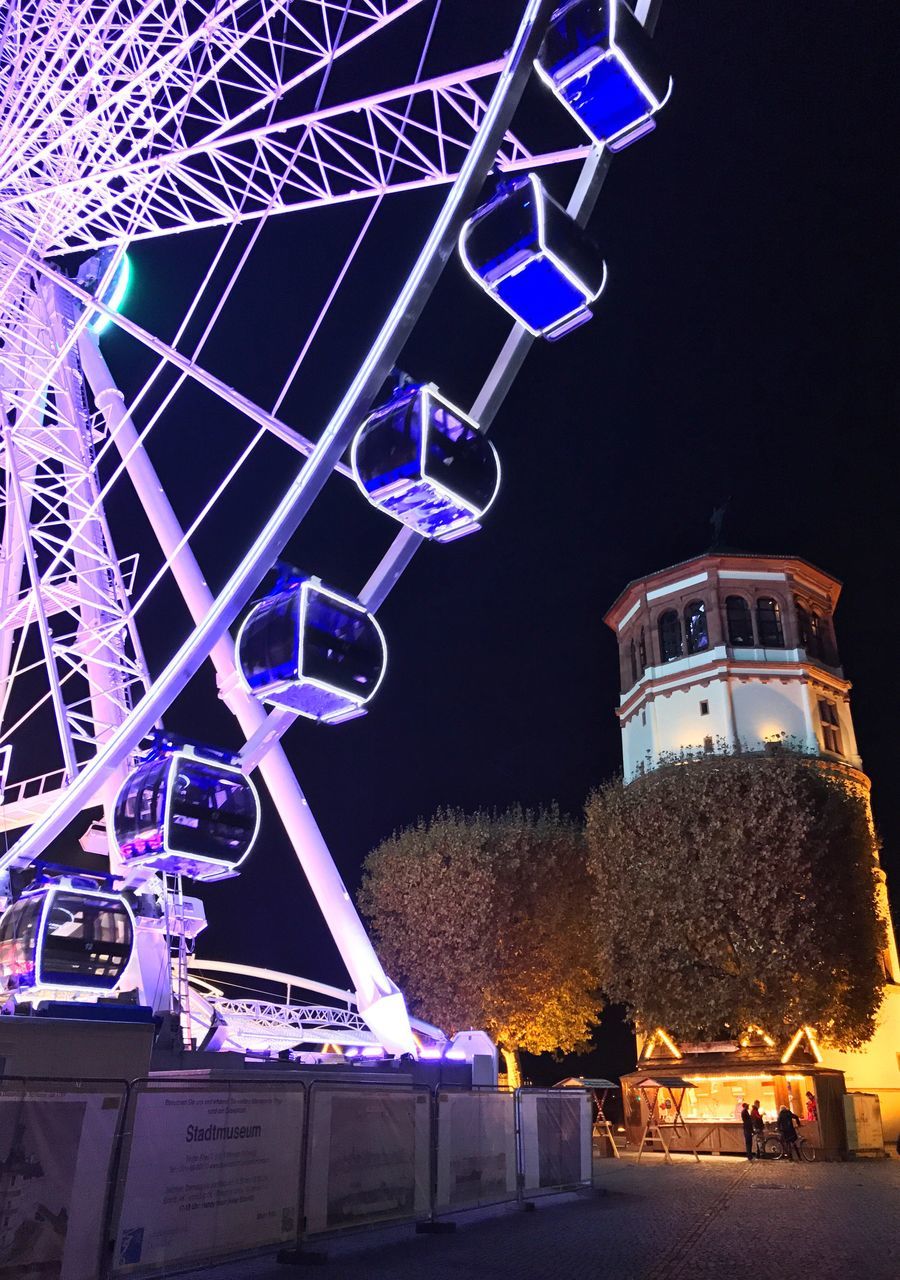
[237,579,387,723]
[113,748,260,882]
[535,0,672,151]
[0,881,134,998]
[351,383,500,541]
[459,174,607,339]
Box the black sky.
[87,1,900,1010]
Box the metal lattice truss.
[0,0,424,253]
[0,0,586,255]
[185,960,446,1052]
[0,262,147,804]
[209,998,374,1044]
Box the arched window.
[756,597,785,647]
[638,627,647,671]
[820,617,840,666]
[795,598,821,658]
[684,600,709,654]
[629,639,638,684]
[725,596,753,646]
[658,610,682,662]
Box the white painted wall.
[621,675,832,780]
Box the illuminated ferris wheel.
[0,0,668,1057]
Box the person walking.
[777,1104,802,1160]
[740,1102,754,1160]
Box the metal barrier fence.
[434,1087,519,1215]
[302,1080,431,1237]
[0,1076,591,1277]
[107,1077,307,1276]
[0,1075,129,1280]
[516,1087,593,1196]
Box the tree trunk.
[500,1046,521,1091]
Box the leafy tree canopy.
[585,752,886,1049]
[359,806,598,1058]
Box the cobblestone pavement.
[197,1153,900,1280]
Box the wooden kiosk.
[620,1027,849,1160]
[554,1076,622,1157]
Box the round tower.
[604,551,860,781]
[605,550,900,1141]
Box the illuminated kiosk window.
[351,383,500,542]
[0,883,134,998]
[535,0,672,152]
[237,578,387,725]
[459,172,607,340]
[113,748,260,882]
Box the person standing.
[740,1102,754,1160]
[777,1105,802,1160]
[805,1091,818,1123]
[750,1100,765,1157]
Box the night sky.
[43,2,900,1061]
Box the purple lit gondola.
[535,0,672,152]
[0,879,134,996]
[237,578,387,724]
[113,746,260,882]
[352,383,499,541]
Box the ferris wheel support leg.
[78,332,416,1056]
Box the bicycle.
[758,1126,816,1162]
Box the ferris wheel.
[0,0,668,1057]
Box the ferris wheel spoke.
[0,234,351,479]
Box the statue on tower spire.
[709,498,730,550]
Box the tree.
[585,751,887,1048]
[358,806,598,1083]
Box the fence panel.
[0,1075,127,1280]
[302,1082,431,1236]
[108,1077,305,1276]
[516,1088,592,1196]
[434,1088,518,1214]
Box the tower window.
[658,610,682,663]
[725,596,753,646]
[819,700,843,754]
[638,627,647,671]
[795,598,822,659]
[756,597,785,647]
[699,700,709,716]
[630,639,638,685]
[684,600,709,654]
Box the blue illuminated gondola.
[237,577,387,724]
[459,173,607,339]
[535,0,672,152]
[113,745,260,882]
[0,877,134,997]
[351,383,500,541]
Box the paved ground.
[197,1153,900,1280]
